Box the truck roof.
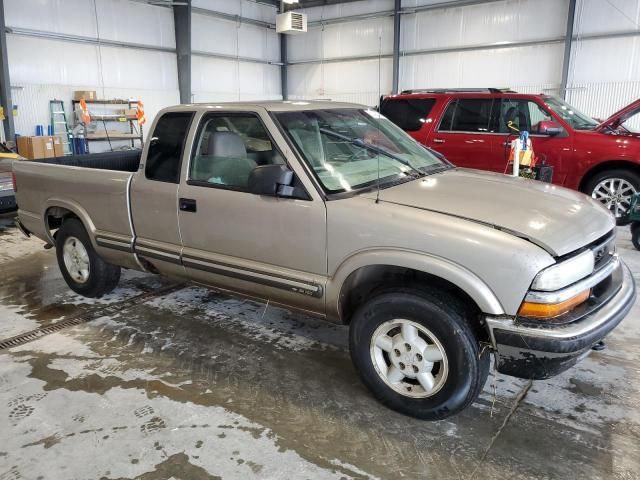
[164,100,368,113]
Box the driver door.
[177,110,328,314]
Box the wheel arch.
[578,160,640,193]
[328,250,504,325]
[43,199,97,248]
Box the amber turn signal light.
[518,289,591,319]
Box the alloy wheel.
[62,236,90,284]
[592,177,637,218]
[369,319,449,398]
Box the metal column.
[173,0,192,104]
[560,0,577,100]
[391,0,401,94]
[0,0,15,141]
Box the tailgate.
[13,161,133,243]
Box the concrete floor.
[0,214,639,480]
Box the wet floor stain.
[1,224,640,479]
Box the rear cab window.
[380,98,436,131]
[145,111,194,183]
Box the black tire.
[349,287,490,420]
[632,222,640,250]
[55,218,121,297]
[583,169,640,226]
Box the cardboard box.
[16,136,56,160]
[73,90,97,101]
[52,136,64,157]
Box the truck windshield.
[543,96,599,131]
[275,108,448,193]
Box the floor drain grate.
[0,282,185,351]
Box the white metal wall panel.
[569,36,640,84]
[192,12,279,62]
[7,35,101,86]
[574,0,640,35]
[301,0,394,22]
[4,0,98,37]
[288,17,394,62]
[192,0,277,23]
[399,42,564,91]
[94,0,176,48]
[4,0,174,48]
[401,0,567,52]
[191,56,281,102]
[7,35,179,143]
[99,46,178,90]
[288,58,392,107]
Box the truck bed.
[13,150,142,251]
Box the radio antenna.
[376,34,382,204]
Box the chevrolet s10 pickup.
[13,101,636,420]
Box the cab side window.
[189,114,284,190]
[439,99,495,133]
[498,99,553,134]
[145,112,193,183]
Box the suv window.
[145,112,193,183]
[498,99,553,134]
[189,113,284,190]
[380,98,436,131]
[439,99,494,133]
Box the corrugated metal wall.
[4,0,179,151]
[287,0,640,119]
[190,3,281,102]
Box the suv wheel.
[349,288,490,420]
[584,169,640,225]
[55,218,121,297]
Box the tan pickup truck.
[13,101,636,420]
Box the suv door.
[177,111,327,314]
[428,98,499,171]
[131,110,194,276]
[492,98,573,182]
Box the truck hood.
[362,168,615,256]
[597,98,640,132]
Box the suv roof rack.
[399,88,516,94]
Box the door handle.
[433,138,445,144]
[179,198,197,212]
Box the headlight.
[531,249,594,291]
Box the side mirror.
[248,164,294,197]
[538,120,562,136]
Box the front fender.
[326,248,505,322]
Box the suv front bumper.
[485,260,636,379]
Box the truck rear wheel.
[349,288,489,420]
[55,218,121,297]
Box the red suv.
[380,89,640,221]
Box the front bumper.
[486,260,636,379]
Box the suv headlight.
[531,250,594,291]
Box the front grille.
[590,229,616,272]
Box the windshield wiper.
[319,127,427,178]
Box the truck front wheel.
[55,218,121,298]
[349,288,489,420]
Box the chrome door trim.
[182,254,324,298]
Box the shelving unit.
[71,99,144,152]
